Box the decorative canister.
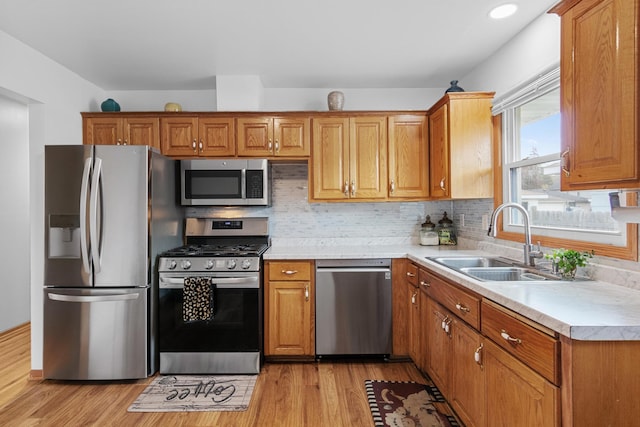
[419,215,439,246]
[327,91,345,110]
[164,102,182,112]
[437,211,457,245]
[445,80,465,93]
[100,98,120,112]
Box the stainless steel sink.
[430,256,513,269]
[460,267,557,282]
[427,256,560,282]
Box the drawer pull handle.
[282,270,298,275]
[406,272,416,277]
[455,303,470,313]
[420,280,430,287]
[474,343,483,365]
[500,330,522,344]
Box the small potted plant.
[544,248,594,280]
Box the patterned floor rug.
[365,380,463,427]
[128,375,257,412]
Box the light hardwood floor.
[0,324,431,426]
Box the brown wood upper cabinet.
[237,116,310,158]
[428,92,494,199]
[310,116,388,201]
[83,114,160,149]
[388,115,429,199]
[161,115,235,157]
[551,0,639,190]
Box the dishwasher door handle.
[316,267,392,274]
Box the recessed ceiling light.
[489,3,518,19]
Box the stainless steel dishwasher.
[315,259,392,357]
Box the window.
[493,67,637,260]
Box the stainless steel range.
[157,217,269,374]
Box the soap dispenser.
[437,211,457,245]
[420,215,439,246]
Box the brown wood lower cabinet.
[264,260,315,357]
[417,266,560,427]
[484,339,560,427]
[450,317,485,427]
[425,298,451,397]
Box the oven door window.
[159,286,260,352]
[184,170,242,199]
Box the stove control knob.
[226,259,237,270]
[167,260,177,270]
[181,260,192,270]
[204,260,214,270]
[241,259,252,270]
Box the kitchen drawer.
[481,299,560,385]
[268,261,313,281]
[406,263,419,287]
[428,270,480,329]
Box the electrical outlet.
[482,214,489,230]
[459,214,465,227]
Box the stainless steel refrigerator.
[43,145,183,380]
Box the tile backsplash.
[187,163,453,246]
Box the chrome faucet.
[487,202,543,267]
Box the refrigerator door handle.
[47,292,140,303]
[79,157,92,274]
[89,157,103,273]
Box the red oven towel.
[183,277,215,322]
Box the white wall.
[0,94,30,332]
[0,29,105,371]
[105,88,444,112]
[461,12,560,99]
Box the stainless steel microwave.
[180,159,270,206]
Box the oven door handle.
[159,276,259,289]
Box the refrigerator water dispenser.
[48,214,81,258]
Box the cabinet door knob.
[411,291,417,304]
[304,284,309,301]
[275,140,280,153]
[390,180,395,193]
[268,139,273,150]
[561,149,570,177]
[350,181,356,197]
[440,177,446,191]
[474,343,483,365]
[123,139,128,145]
[344,181,349,197]
[192,140,197,151]
[406,272,416,277]
[420,280,430,287]
[199,140,203,151]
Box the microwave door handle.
[89,157,102,273]
[241,169,247,199]
[79,157,92,274]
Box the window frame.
[492,110,638,261]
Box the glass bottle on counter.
[420,215,439,246]
[437,211,457,245]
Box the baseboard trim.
[30,370,43,380]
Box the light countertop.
[264,244,640,341]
